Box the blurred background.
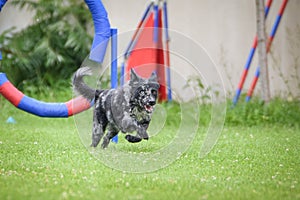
[0,0,299,101]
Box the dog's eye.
[151,89,157,96]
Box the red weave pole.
[245,0,288,102]
[232,0,273,106]
[266,0,288,52]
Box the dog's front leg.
[125,127,149,143]
[125,125,149,143]
[125,134,142,143]
[121,117,149,143]
[137,125,149,140]
[121,118,142,143]
[121,117,139,133]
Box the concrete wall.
[1,0,300,100]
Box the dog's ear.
[148,71,160,89]
[149,71,157,82]
[130,68,141,85]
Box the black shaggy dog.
[72,67,160,148]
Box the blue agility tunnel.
[0,0,110,117]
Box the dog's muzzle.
[144,101,156,113]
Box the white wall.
[1,0,300,100]
[0,3,34,32]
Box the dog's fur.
[72,67,160,148]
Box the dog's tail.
[72,67,96,101]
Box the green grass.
[0,96,300,200]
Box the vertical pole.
[0,1,6,60]
[0,51,2,69]
[111,28,118,89]
[153,1,159,43]
[110,28,118,143]
[120,62,125,86]
[156,2,167,102]
[232,0,273,106]
[163,0,172,101]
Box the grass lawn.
[0,99,299,200]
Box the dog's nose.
[149,101,155,106]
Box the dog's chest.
[130,106,151,123]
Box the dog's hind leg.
[101,126,119,148]
[91,110,108,147]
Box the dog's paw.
[125,135,142,143]
[90,143,98,148]
[101,138,110,149]
[143,132,149,140]
[137,130,149,141]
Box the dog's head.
[129,69,160,114]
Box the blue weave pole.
[110,28,118,143]
[232,0,273,106]
[153,3,159,43]
[163,0,172,101]
[245,0,288,102]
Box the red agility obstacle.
[122,0,171,102]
